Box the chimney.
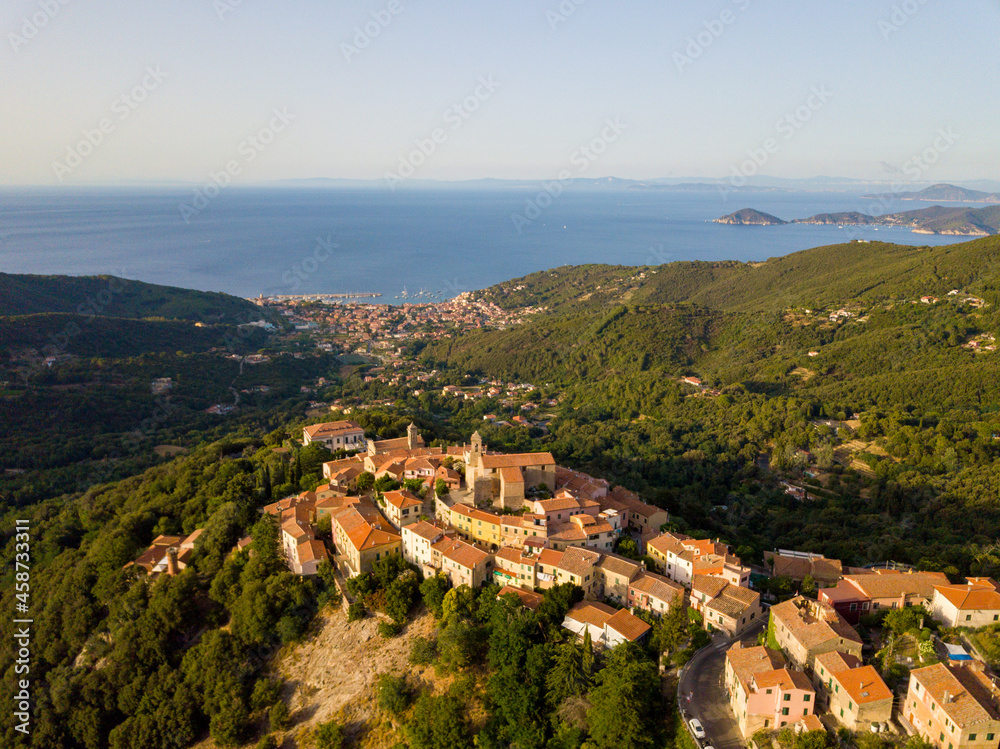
[166,547,179,576]
[943,690,951,703]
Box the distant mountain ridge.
[863,183,1000,203]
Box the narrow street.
[678,621,765,749]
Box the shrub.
[347,601,366,622]
[409,636,438,666]
[256,736,279,749]
[269,700,290,732]
[378,620,403,638]
[314,719,346,749]
[376,673,413,716]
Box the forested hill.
[0,272,265,322]
[471,235,1000,314]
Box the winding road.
[678,620,766,749]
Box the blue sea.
[0,186,974,303]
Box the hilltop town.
[128,419,1000,749]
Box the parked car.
[689,719,706,740]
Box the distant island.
[716,203,1000,236]
[863,182,1000,204]
[713,208,787,226]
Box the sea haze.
[0,186,974,303]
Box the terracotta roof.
[382,489,423,510]
[555,546,601,578]
[726,645,786,691]
[843,571,947,600]
[480,452,556,469]
[595,553,643,580]
[630,571,683,602]
[499,465,524,483]
[498,585,544,611]
[771,596,862,649]
[934,584,1000,611]
[754,668,814,692]
[693,574,729,598]
[606,486,664,520]
[606,608,652,642]
[566,601,617,628]
[298,539,328,564]
[815,649,862,675]
[770,552,843,582]
[537,548,564,568]
[434,538,490,569]
[535,497,585,512]
[796,715,825,733]
[834,666,892,705]
[347,523,401,553]
[304,420,363,439]
[647,533,693,560]
[403,520,446,543]
[911,663,1000,726]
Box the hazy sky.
[3,0,998,185]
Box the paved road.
[679,621,766,749]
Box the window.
[766,689,773,695]
[803,709,808,716]
[850,603,857,611]
[782,708,789,716]
[848,702,853,710]
[803,695,811,702]
[840,709,844,718]
[784,694,791,702]
[967,615,973,621]
[969,735,977,742]
[986,734,994,741]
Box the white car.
[689,719,706,740]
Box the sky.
[2,0,999,186]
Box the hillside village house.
[628,571,684,618]
[562,601,651,648]
[766,549,844,588]
[431,537,493,588]
[594,553,644,604]
[725,643,817,738]
[770,596,863,671]
[932,581,1000,628]
[449,503,504,550]
[691,574,762,637]
[646,532,750,587]
[303,420,365,450]
[905,662,1000,749]
[813,650,893,731]
[278,505,329,575]
[380,489,424,529]
[493,546,540,589]
[332,499,402,576]
[820,570,949,625]
[400,520,449,570]
[126,528,203,577]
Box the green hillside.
[0,272,265,322]
[475,236,1000,314]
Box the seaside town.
[127,418,1000,749]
